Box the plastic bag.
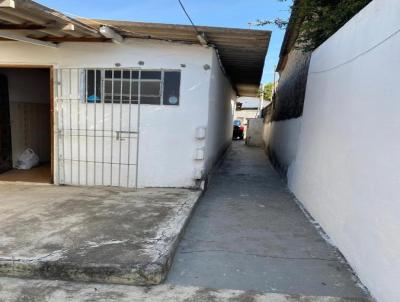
[15,148,39,170]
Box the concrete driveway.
[0,184,201,285]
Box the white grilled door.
[55,68,141,188]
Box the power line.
[310,27,400,74]
[177,0,199,34]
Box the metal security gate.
[55,68,141,188]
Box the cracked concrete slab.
[0,184,201,285]
[0,277,372,302]
[168,142,370,299]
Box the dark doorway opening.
[0,67,52,184]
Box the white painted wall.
[234,109,259,126]
[204,50,235,174]
[288,1,400,301]
[234,96,261,129]
[262,42,309,175]
[263,118,302,174]
[237,97,261,109]
[245,118,264,147]
[0,39,215,188]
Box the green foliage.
[260,82,274,101]
[257,0,371,51]
[254,18,288,29]
[294,0,372,51]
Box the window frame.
[84,69,181,106]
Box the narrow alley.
[168,142,368,299]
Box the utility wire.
[177,0,200,34]
[310,27,400,74]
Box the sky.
[37,0,292,84]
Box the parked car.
[232,120,244,140]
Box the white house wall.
[234,110,259,124]
[0,39,214,188]
[288,1,400,301]
[204,50,236,174]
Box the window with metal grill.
[86,69,180,105]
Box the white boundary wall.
[0,39,216,188]
[245,118,264,147]
[288,1,400,301]
[263,118,302,173]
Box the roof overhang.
[83,19,271,97]
[0,0,271,97]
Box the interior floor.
[0,163,51,183]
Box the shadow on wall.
[272,51,311,122]
[262,117,303,181]
[260,46,311,179]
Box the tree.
[261,83,274,101]
[256,0,371,52]
[294,0,372,51]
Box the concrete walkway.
[0,277,370,302]
[168,142,369,299]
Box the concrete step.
[0,185,201,285]
[0,277,373,302]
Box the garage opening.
[0,67,52,184]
